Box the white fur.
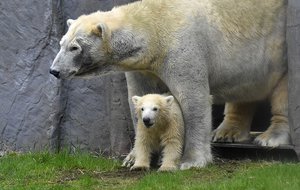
[125,94,184,171]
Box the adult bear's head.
[50,11,147,79]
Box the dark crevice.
[49,0,67,153]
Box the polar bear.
[50,0,289,169]
[123,94,184,171]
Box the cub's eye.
[153,107,158,111]
[141,108,144,111]
[70,46,79,51]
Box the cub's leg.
[130,130,152,171]
[159,139,182,172]
[255,75,290,146]
[212,102,256,142]
[123,72,168,167]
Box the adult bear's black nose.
[50,69,60,79]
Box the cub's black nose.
[143,117,150,124]
[50,69,60,79]
[143,117,153,127]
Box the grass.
[0,151,121,190]
[0,152,299,190]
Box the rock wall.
[0,0,136,156]
[287,0,300,159]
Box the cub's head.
[132,94,174,128]
[50,11,147,79]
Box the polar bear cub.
[128,94,184,171]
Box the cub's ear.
[92,23,111,40]
[67,19,75,27]
[165,96,174,105]
[132,96,141,105]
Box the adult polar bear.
[50,0,289,169]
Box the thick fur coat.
[124,94,184,171]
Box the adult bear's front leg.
[254,75,290,147]
[178,92,213,169]
[161,58,213,170]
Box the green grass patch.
[0,151,121,190]
[0,152,299,190]
[130,162,300,190]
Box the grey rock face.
[287,0,300,159]
[0,0,62,151]
[0,0,136,156]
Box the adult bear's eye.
[70,46,79,51]
[153,107,158,111]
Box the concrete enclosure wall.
[0,0,137,156]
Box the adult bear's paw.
[180,152,212,170]
[212,121,250,143]
[254,123,291,147]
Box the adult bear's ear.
[67,19,75,27]
[132,96,141,105]
[92,23,111,40]
[165,96,174,105]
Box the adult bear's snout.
[50,69,60,79]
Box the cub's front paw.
[130,164,150,171]
[158,165,177,172]
[122,150,135,168]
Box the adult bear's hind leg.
[212,102,256,143]
[254,75,290,147]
